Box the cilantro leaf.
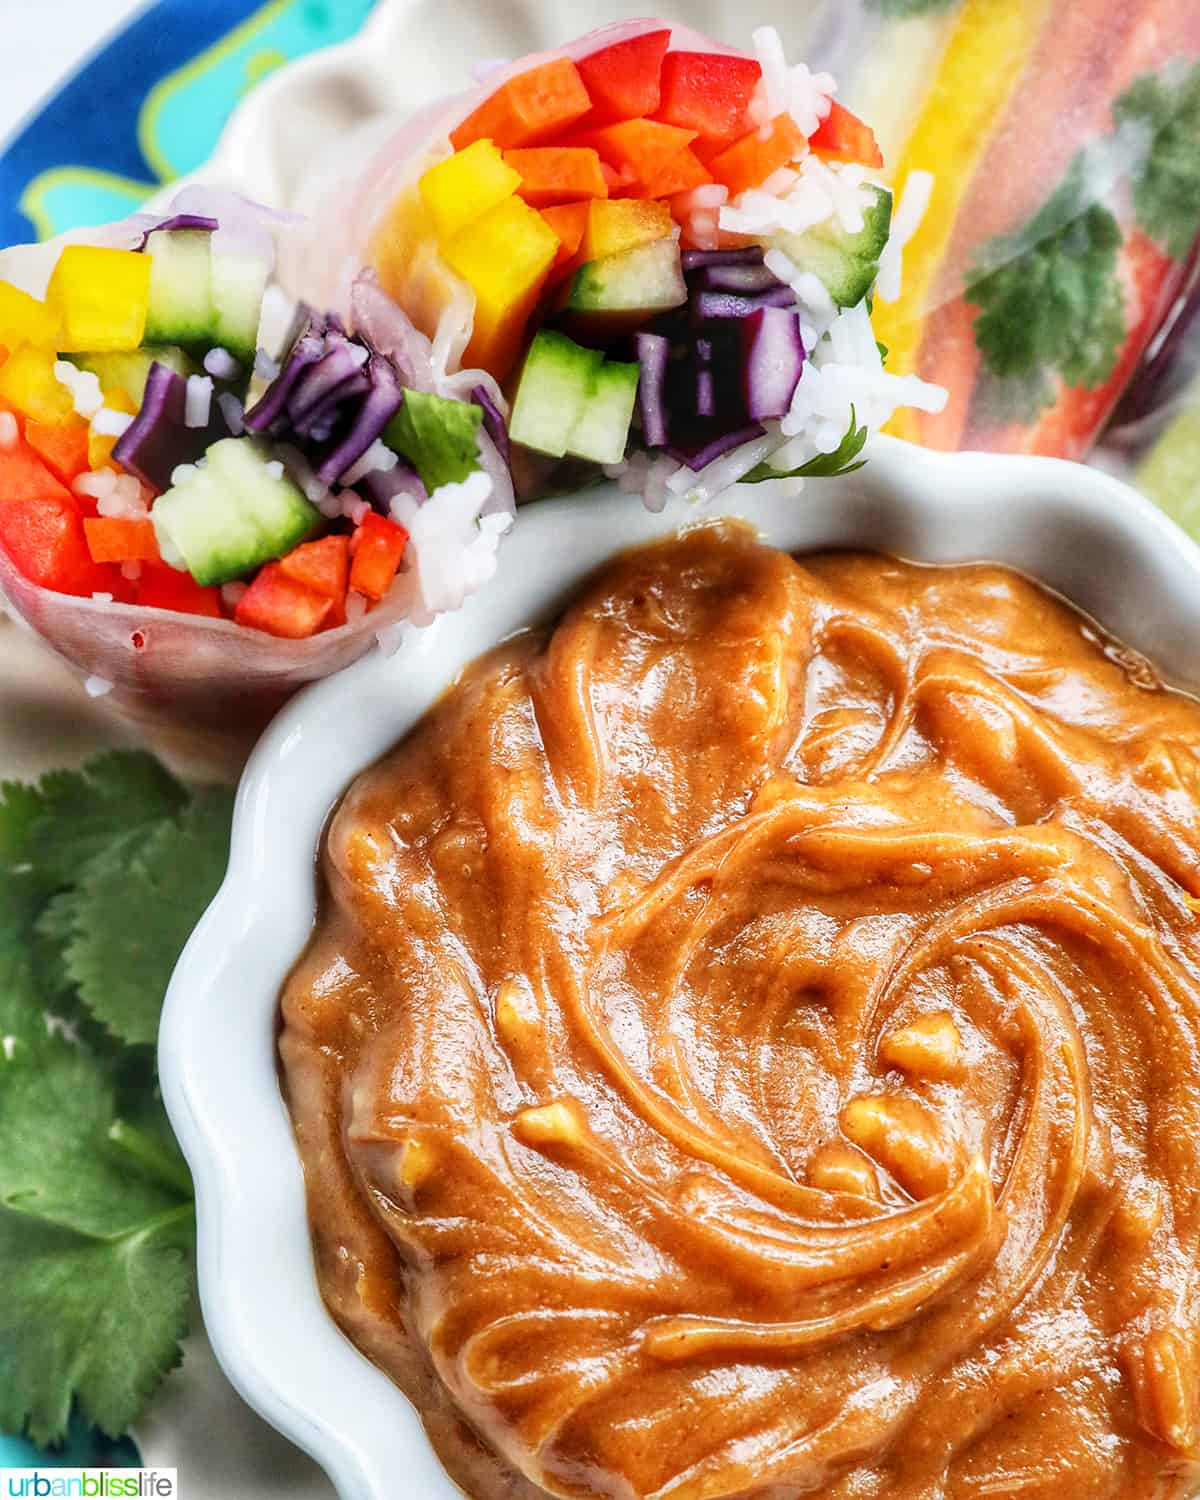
[25,753,186,894]
[742,407,870,483]
[0,1039,184,1239]
[0,1207,192,1445]
[384,390,484,494]
[0,869,49,1057]
[965,153,1125,391]
[0,782,44,866]
[1115,62,1200,259]
[59,789,234,1047]
[0,1035,194,1443]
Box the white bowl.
[158,438,1200,1500]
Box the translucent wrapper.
[801,0,1200,461]
[277,19,735,327]
[0,547,412,766]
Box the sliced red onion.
[361,461,427,512]
[665,422,766,471]
[694,286,796,319]
[692,262,783,294]
[742,306,805,421]
[471,384,510,464]
[135,214,219,252]
[112,362,230,493]
[288,343,371,426]
[243,315,329,432]
[636,332,671,448]
[349,271,435,393]
[696,367,716,418]
[315,354,404,485]
[681,247,765,272]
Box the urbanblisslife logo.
[3,1473,177,1498]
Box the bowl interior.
[158,440,1200,1500]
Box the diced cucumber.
[771,184,893,308]
[145,230,214,347]
[564,238,687,333]
[75,346,196,405]
[211,249,268,366]
[509,330,602,458]
[567,360,639,465]
[152,437,321,586]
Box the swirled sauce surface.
[280,523,1200,1500]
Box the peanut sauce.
[281,522,1200,1499]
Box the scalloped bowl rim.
[159,430,1200,1500]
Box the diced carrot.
[0,494,117,596]
[83,516,161,565]
[540,202,591,280]
[349,513,408,602]
[708,114,807,198]
[656,52,761,142]
[576,29,670,124]
[234,563,332,638]
[809,101,884,168]
[136,562,223,618]
[24,417,90,485]
[450,58,592,151]
[277,534,350,601]
[0,438,71,503]
[505,147,608,207]
[580,199,673,262]
[580,119,697,188]
[627,147,713,199]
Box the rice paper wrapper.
[0,548,408,767]
[279,0,1200,465]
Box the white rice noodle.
[748,26,836,137]
[763,249,837,337]
[185,375,214,429]
[388,469,511,627]
[54,360,103,419]
[276,443,334,511]
[0,411,18,449]
[720,156,872,240]
[217,391,246,436]
[674,184,729,253]
[91,407,133,438]
[430,276,475,385]
[90,472,148,518]
[875,169,935,304]
[203,347,242,381]
[264,459,285,481]
[84,675,113,698]
[341,439,398,488]
[666,430,780,504]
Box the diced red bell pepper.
[24,418,91,486]
[349,513,408,602]
[656,52,761,142]
[0,437,70,503]
[708,114,807,198]
[450,58,592,151]
[136,562,223,619]
[575,29,670,125]
[628,147,713,199]
[808,101,884,168]
[579,118,698,192]
[277,533,350,601]
[0,494,118,596]
[234,562,333,638]
[83,516,161,564]
[540,202,591,280]
[505,147,609,207]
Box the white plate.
[159,437,1200,1500]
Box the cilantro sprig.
[0,752,233,1445]
[742,407,870,483]
[1115,61,1200,260]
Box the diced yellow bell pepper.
[0,346,74,424]
[419,140,523,243]
[46,245,151,353]
[580,200,672,263]
[88,386,138,471]
[0,279,60,349]
[441,196,559,379]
